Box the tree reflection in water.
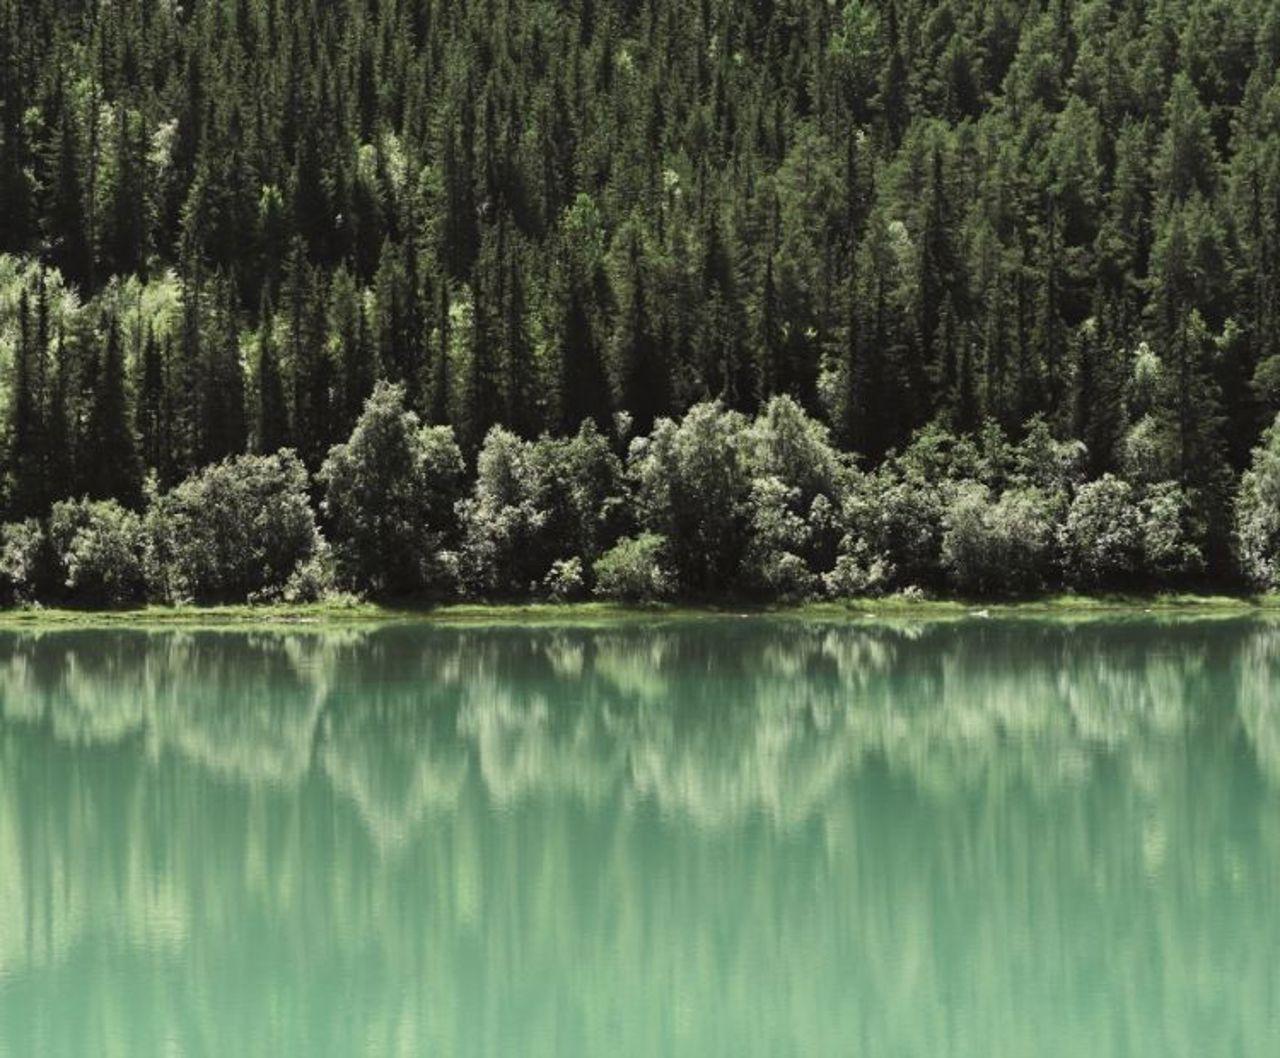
[0,617,1278,1057]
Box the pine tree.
[201,280,247,464]
[136,326,168,474]
[46,91,93,288]
[610,222,666,434]
[6,285,47,517]
[255,298,290,455]
[83,312,143,506]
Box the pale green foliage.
[1128,342,1164,418]
[633,402,752,591]
[458,421,626,597]
[116,268,183,349]
[456,426,549,596]
[320,382,464,595]
[1060,475,1143,588]
[593,532,675,601]
[1139,481,1204,583]
[281,543,339,603]
[528,422,627,576]
[1011,417,1085,499]
[1237,415,1280,589]
[743,395,844,502]
[839,471,950,590]
[742,477,819,600]
[1121,414,1176,484]
[48,498,147,605]
[823,540,895,598]
[740,398,845,595]
[0,520,48,604]
[941,484,1055,595]
[147,450,323,603]
[543,557,586,601]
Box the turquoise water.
[1,617,1278,1056]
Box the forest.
[4,0,1280,603]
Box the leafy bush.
[941,484,1054,595]
[455,426,550,596]
[281,541,339,603]
[633,402,752,592]
[48,498,147,605]
[320,381,464,595]
[528,421,628,575]
[742,476,819,600]
[542,557,586,601]
[1010,417,1085,498]
[838,470,949,590]
[1237,415,1280,589]
[0,520,49,605]
[147,450,323,603]
[823,541,895,598]
[1139,481,1204,585]
[593,533,675,602]
[743,395,844,503]
[1060,475,1143,589]
[457,421,627,598]
[1120,414,1175,484]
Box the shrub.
[457,421,628,598]
[1140,481,1204,584]
[48,498,147,605]
[633,402,752,592]
[1011,416,1085,497]
[743,395,844,502]
[1237,415,1280,589]
[281,541,339,603]
[823,541,895,598]
[542,557,586,601]
[320,381,465,595]
[528,421,628,574]
[147,450,323,603]
[1120,414,1175,484]
[839,470,949,590]
[1060,475,1142,589]
[593,533,675,602]
[742,476,819,600]
[0,519,49,605]
[941,484,1054,595]
[455,426,549,596]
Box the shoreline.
[0,593,1277,629]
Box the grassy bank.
[0,593,1277,629]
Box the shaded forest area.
[5,0,1280,602]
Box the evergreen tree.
[83,312,143,507]
[610,222,666,434]
[6,285,47,517]
[136,326,168,475]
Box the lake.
[1,616,1278,1056]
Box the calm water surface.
[1,617,1279,1056]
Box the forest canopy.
[3,0,1280,601]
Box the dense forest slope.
[4,0,1280,603]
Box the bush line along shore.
[8,382,1280,612]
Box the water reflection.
[0,618,1278,1056]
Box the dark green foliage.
[80,313,143,507]
[0,0,1278,599]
